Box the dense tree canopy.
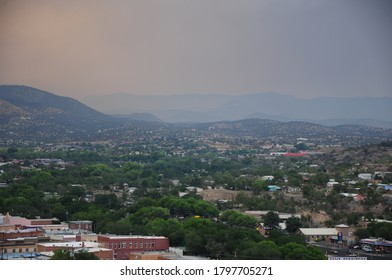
[263,211,280,229]
[285,217,302,234]
[51,249,99,260]
[2,143,382,260]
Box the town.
[1,132,391,260]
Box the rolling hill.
[1,85,391,146]
[0,85,118,142]
[82,92,392,128]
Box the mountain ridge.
[0,85,112,122]
[0,85,120,142]
[81,91,392,128]
[1,85,392,145]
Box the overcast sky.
[0,0,391,99]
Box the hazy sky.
[0,0,391,99]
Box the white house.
[358,173,372,180]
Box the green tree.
[74,250,100,260]
[263,211,280,229]
[50,249,99,260]
[251,179,268,195]
[51,249,72,260]
[159,196,192,217]
[184,231,206,255]
[193,200,219,218]
[294,143,309,151]
[145,218,184,245]
[129,206,170,225]
[220,210,258,228]
[268,229,306,246]
[346,213,361,226]
[367,222,392,240]
[7,147,18,154]
[240,240,281,260]
[280,242,326,260]
[354,228,370,240]
[100,220,133,235]
[285,217,302,234]
[95,194,121,209]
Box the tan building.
[37,241,113,260]
[1,236,50,259]
[298,224,351,244]
[129,252,170,260]
[298,228,338,242]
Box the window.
[152,241,155,248]
[129,242,132,248]
[114,243,117,249]
[140,242,143,248]
[122,242,126,248]
[135,242,138,248]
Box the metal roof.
[102,235,167,240]
[360,238,392,247]
[299,228,338,236]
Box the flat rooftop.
[99,235,167,240]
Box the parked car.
[362,246,373,252]
[346,250,358,257]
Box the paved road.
[310,242,392,260]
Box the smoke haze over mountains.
[0,0,391,100]
[82,92,392,127]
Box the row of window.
[110,241,155,249]
[2,248,37,253]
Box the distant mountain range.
[113,112,162,122]
[190,119,392,145]
[1,85,392,145]
[82,92,392,128]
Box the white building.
[358,173,372,180]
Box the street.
[310,242,392,260]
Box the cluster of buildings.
[297,224,353,244]
[297,224,392,254]
[0,213,171,260]
[248,210,392,255]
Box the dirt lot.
[199,188,251,202]
[300,210,331,225]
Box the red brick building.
[1,228,43,239]
[69,220,93,232]
[30,218,57,226]
[98,235,169,260]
